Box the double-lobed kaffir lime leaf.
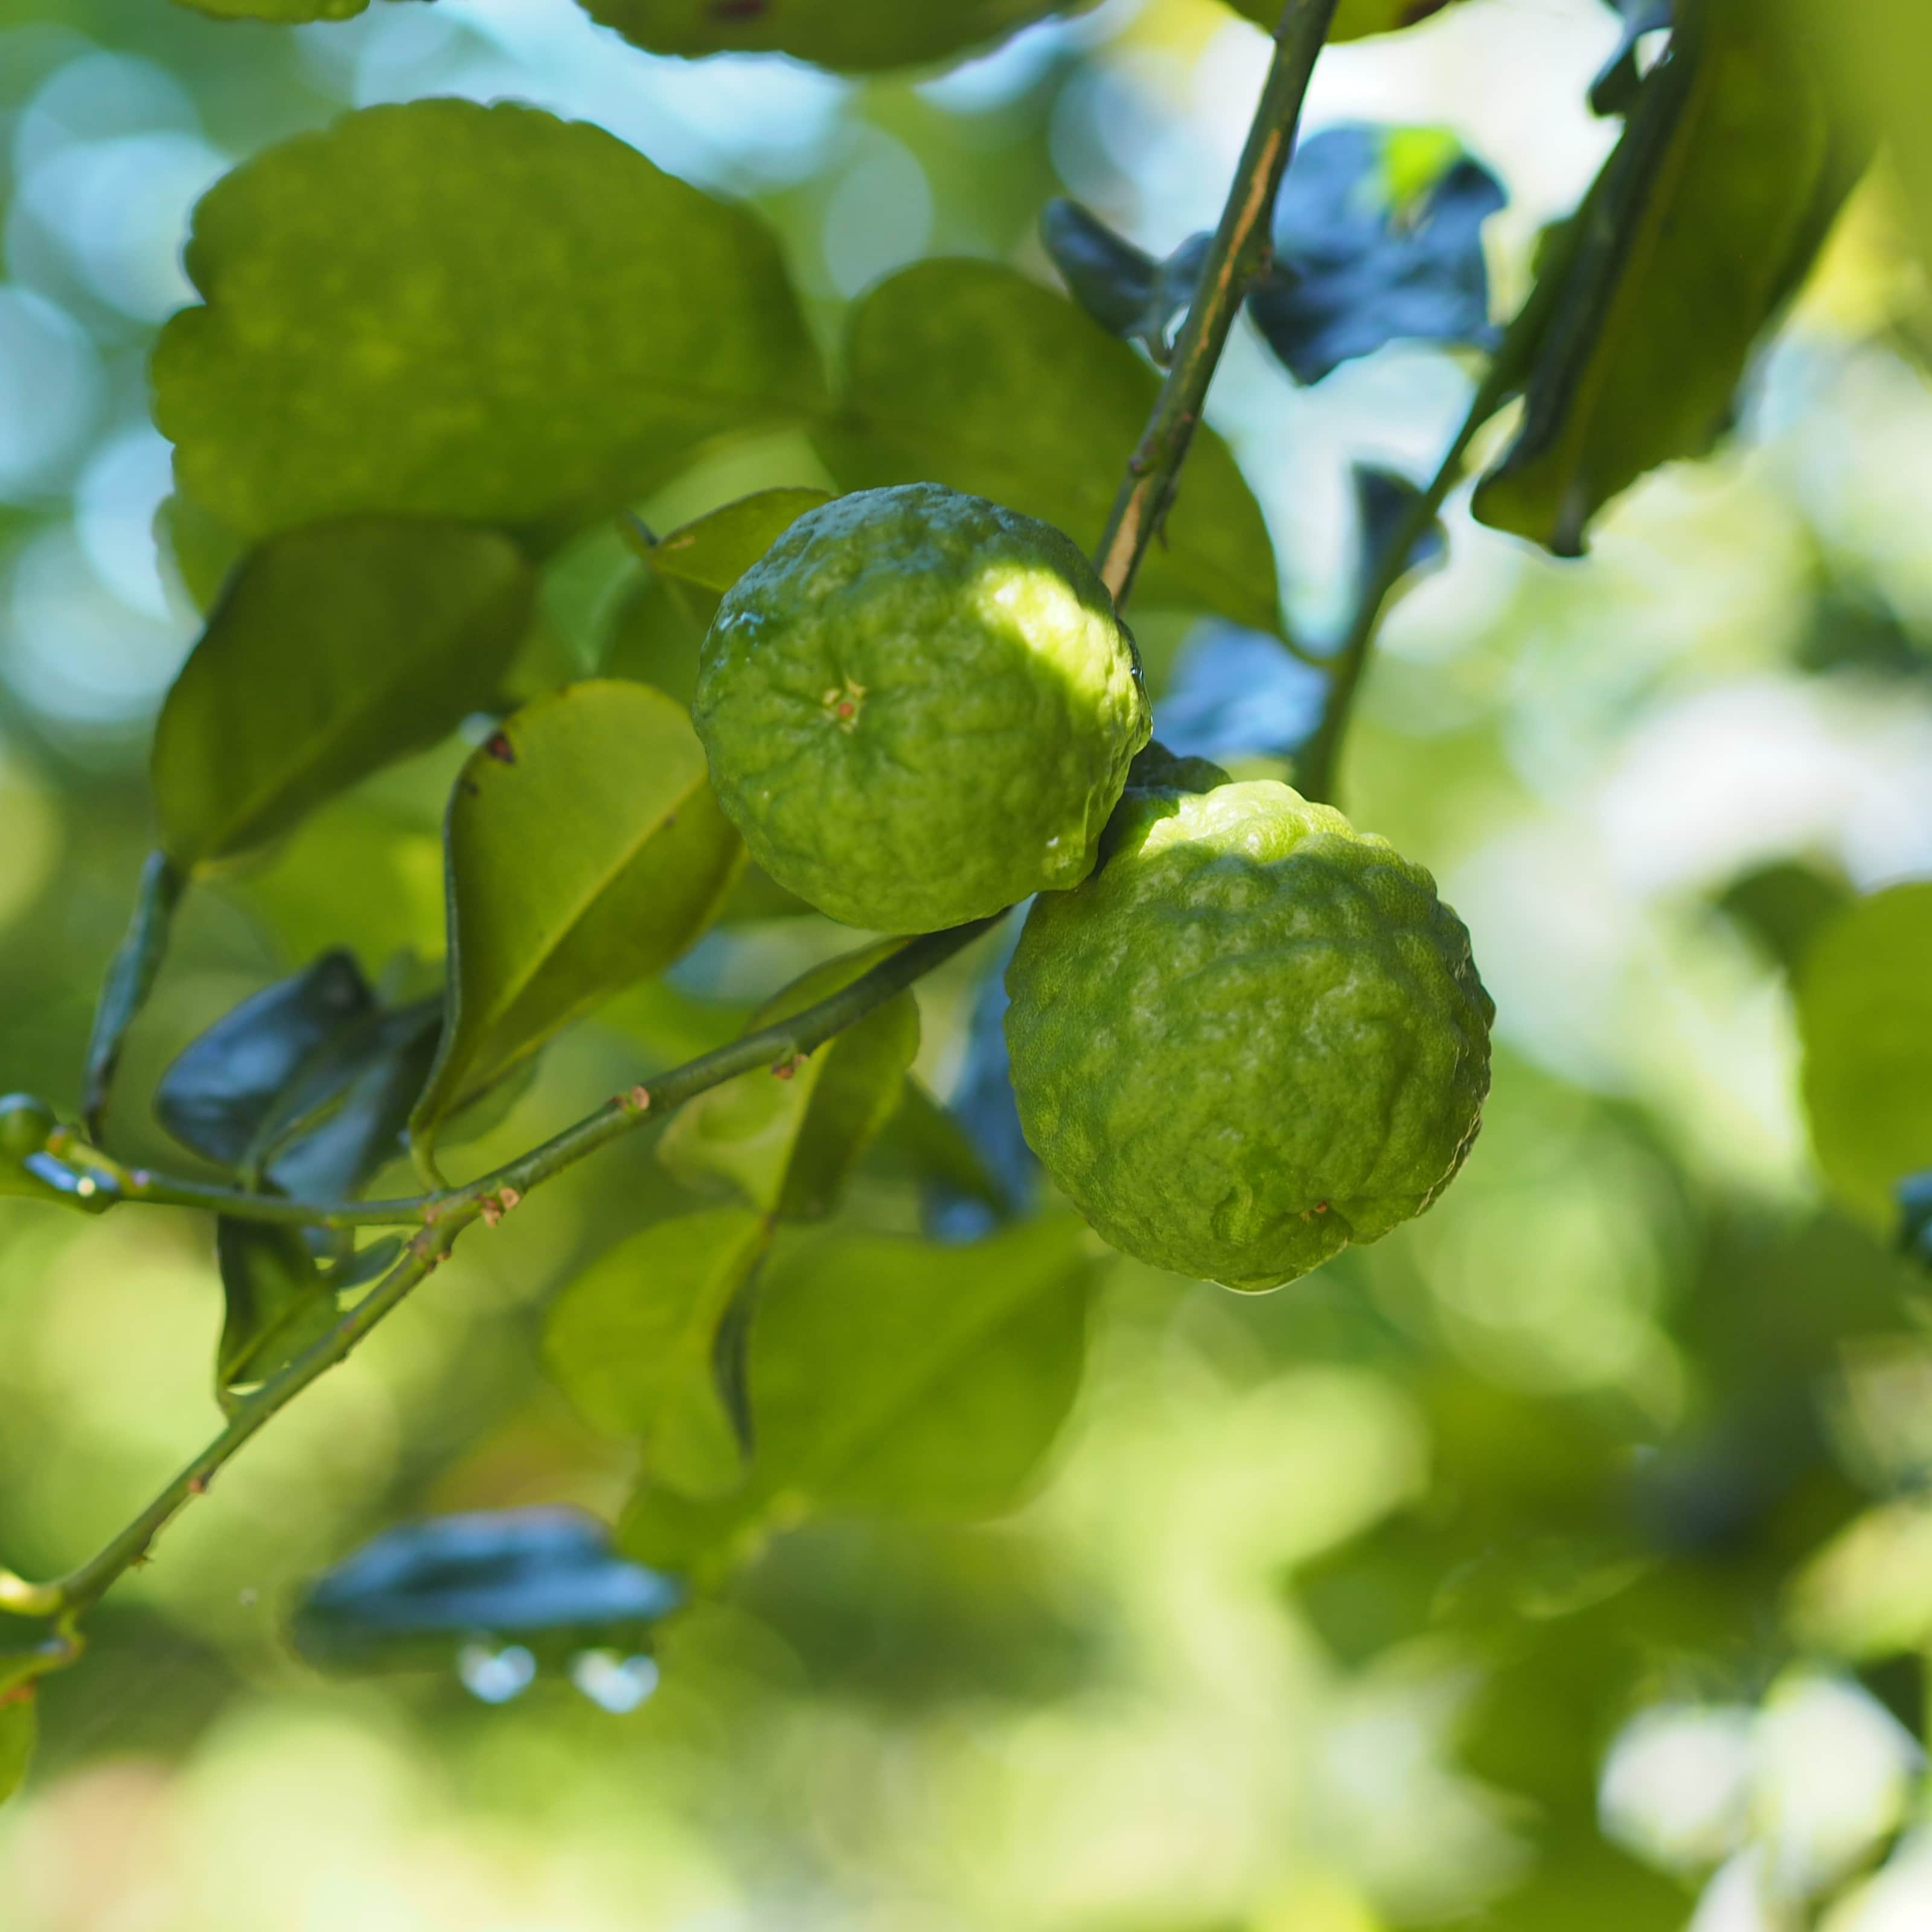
[152,518,534,872]
[658,940,920,1221]
[545,1206,773,1498]
[409,681,743,1156]
[154,99,826,543]
[816,259,1279,630]
[1473,0,1861,555]
[620,1214,1097,1583]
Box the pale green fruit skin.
[695,484,1150,934]
[1005,779,1493,1291]
[578,0,1095,71]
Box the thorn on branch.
[188,1474,210,1497]
[771,1054,804,1081]
[478,1186,521,1229]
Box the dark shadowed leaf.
[1590,0,1673,117]
[0,1692,34,1806]
[151,518,533,869]
[621,1215,1096,1582]
[173,0,366,16]
[658,940,918,1222]
[290,1508,684,1673]
[1247,124,1505,386]
[1795,882,1932,1227]
[214,1220,339,1412]
[545,1207,773,1496]
[637,489,836,595]
[921,955,1038,1242]
[1901,1172,1932,1268]
[157,952,375,1172]
[253,1002,442,1201]
[1226,0,1460,40]
[154,100,825,540]
[410,682,743,1154]
[816,259,1279,629]
[1353,464,1447,598]
[1040,200,1211,364]
[1712,858,1852,974]
[574,0,1092,69]
[1473,2,1859,554]
[1153,624,1329,764]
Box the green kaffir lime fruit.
[694,484,1150,935]
[1005,771,1493,1291]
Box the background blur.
[3,0,1932,1926]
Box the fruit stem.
[1093,0,1342,609]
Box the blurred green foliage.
[2,0,1932,1928]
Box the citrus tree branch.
[6,0,1352,1651]
[1095,0,1341,606]
[0,915,999,1623]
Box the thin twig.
[1093,0,1342,606]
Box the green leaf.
[1472,0,1858,555]
[0,1691,34,1808]
[603,572,713,706]
[157,950,376,1172]
[1713,858,1852,974]
[152,518,534,870]
[1790,1499,1932,1661]
[1226,0,1461,40]
[639,488,836,595]
[545,1207,773,1496]
[816,260,1279,630]
[215,1220,340,1412]
[657,939,920,1221]
[1796,882,1932,1227]
[290,1508,683,1675]
[620,1215,1097,1581]
[154,100,826,542]
[174,0,366,16]
[410,681,743,1152]
[575,0,1092,69]
[153,490,246,613]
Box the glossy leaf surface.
[152,518,533,868]
[1473,0,1854,554]
[816,260,1279,629]
[575,0,1091,69]
[657,941,918,1222]
[621,1215,1096,1581]
[1796,883,1932,1227]
[1247,124,1504,386]
[157,952,376,1172]
[545,1207,772,1497]
[411,682,743,1148]
[155,101,825,540]
[291,1508,684,1672]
